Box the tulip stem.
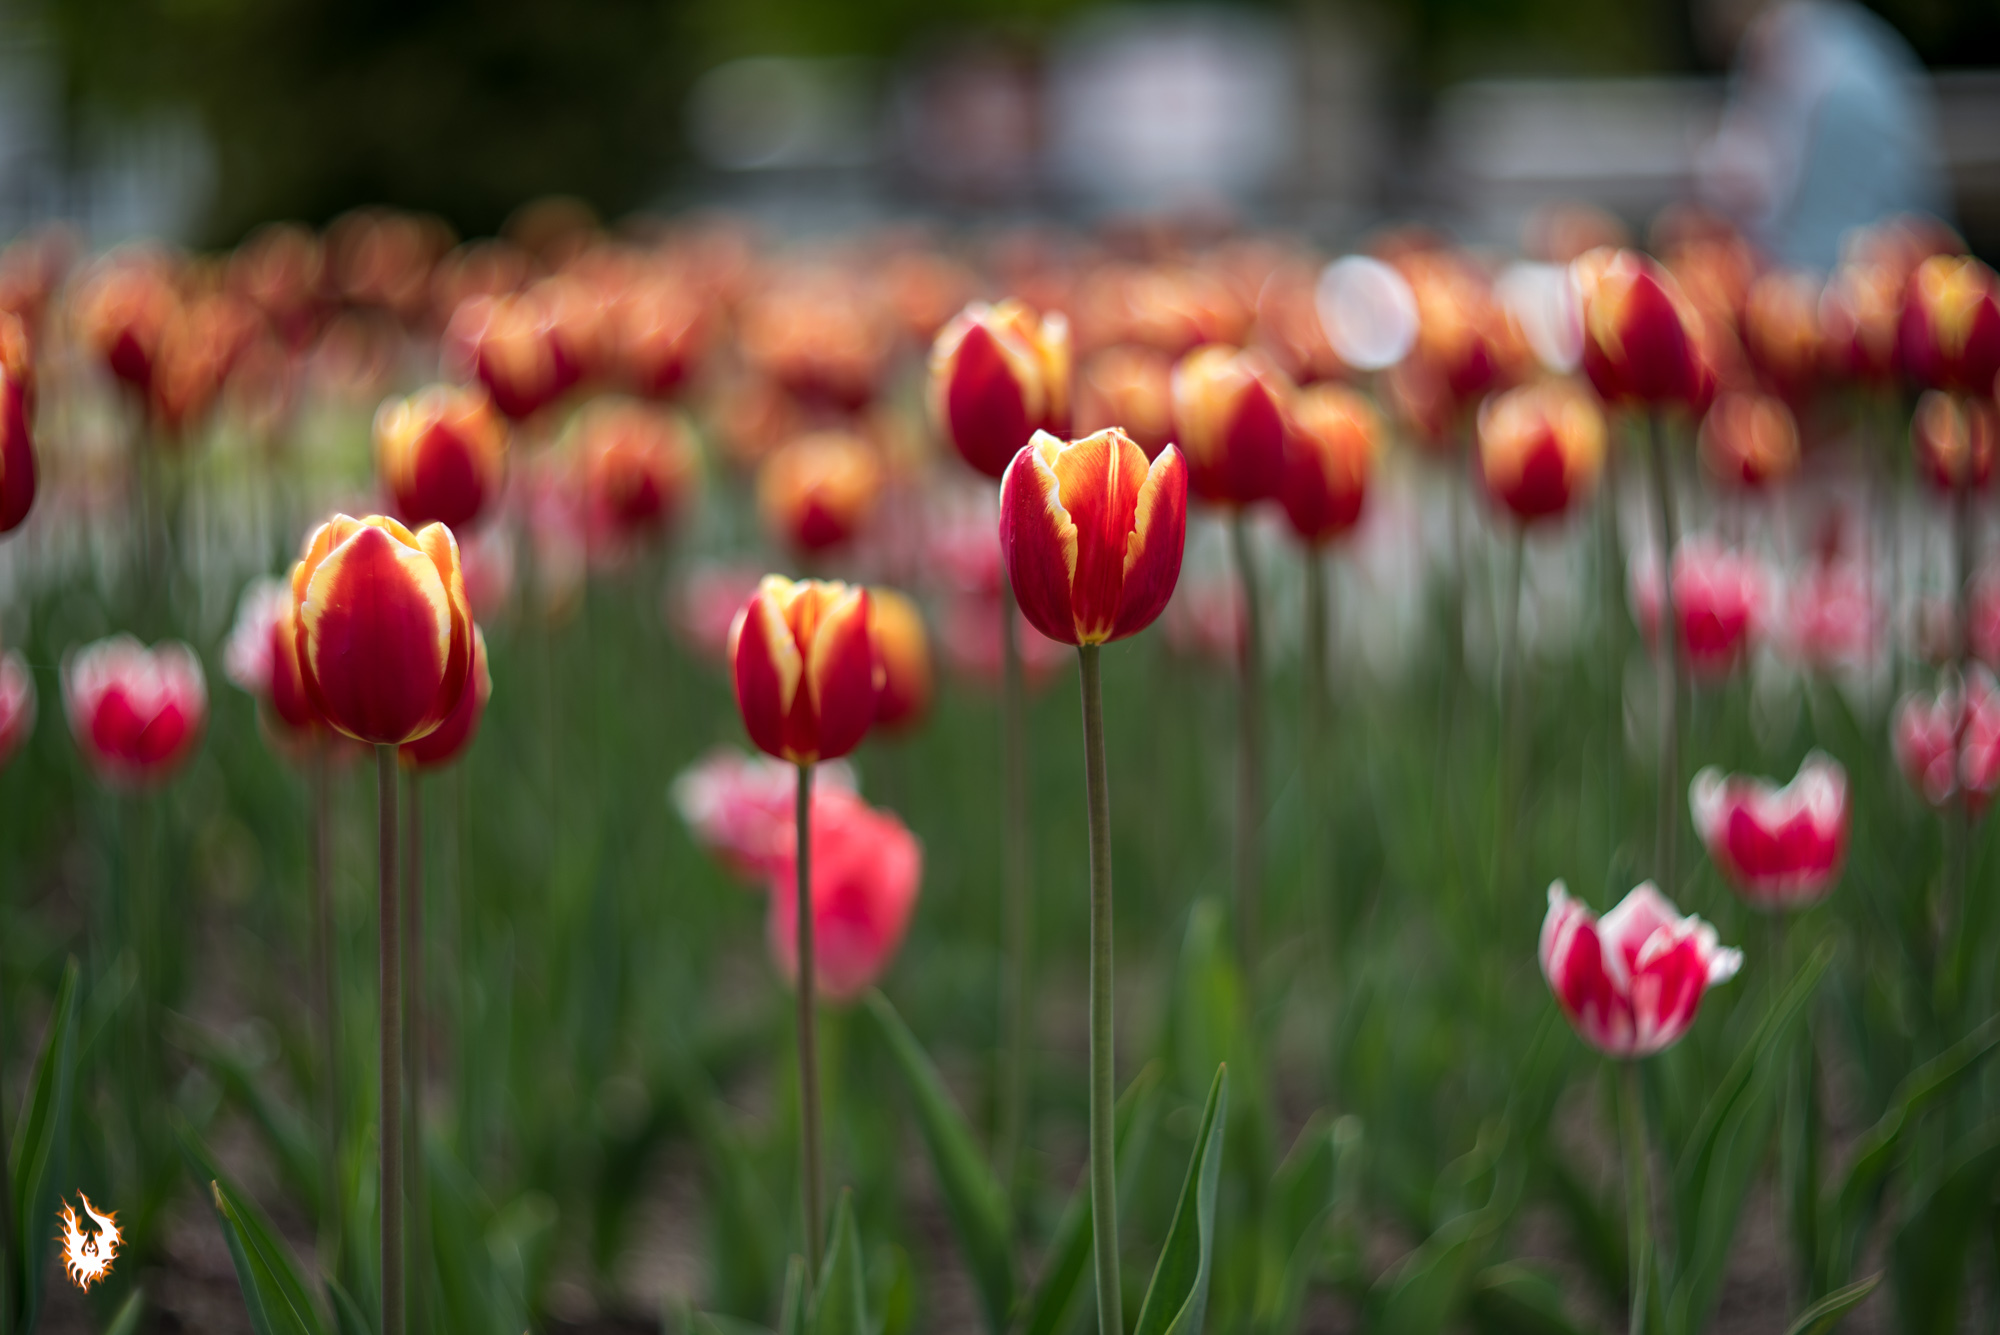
[795,761,825,1283]
[1619,1061,1651,1335]
[376,744,404,1335]
[402,772,427,1335]
[1078,644,1121,1335]
[1496,528,1527,902]
[997,574,1033,1209]
[310,751,342,1255]
[1943,484,1974,1007]
[1303,547,1333,961]
[1646,414,1682,895]
[1230,510,1264,975]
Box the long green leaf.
[11,957,79,1334]
[1466,1263,1600,1335]
[1253,1114,1336,1335]
[177,1119,329,1335]
[806,1192,868,1335]
[1784,1273,1880,1335]
[171,1018,323,1219]
[1370,1147,1523,1335]
[1890,1122,2000,1335]
[1132,1064,1230,1335]
[102,1287,146,1335]
[864,990,1014,1334]
[777,1255,807,1335]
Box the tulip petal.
[999,434,1083,646]
[802,586,878,763]
[300,522,453,744]
[733,585,805,761]
[1050,430,1146,644]
[1110,445,1189,642]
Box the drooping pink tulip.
[672,746,857,884]
[62,635,207,786]
[765,788,922,1002]
[1689,753,1848,909]
[1893,672,2000,813]
[1539,881,1742,1058]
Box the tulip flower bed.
[0,206,1993,1335]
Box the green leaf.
[1132,1063,1230,1335]
[1783,1273,1881,1335]
[806,1192,868,1335]
[778,1255,807,1335]
[1019,1064,1164,1335]
[1252,1113,1337,1335]
[675,1062,781,1321]
[1369,1149,1522,1335]
[102,1287,146,1335]
[863,990,1014,1334]
[1467,1263,1600,1335]
[1890,1122,2000,1335]
[12,957,80,1334]
[326,1277,372,1335]
[170,1018,323,1220]
[1542,1155,1626,1309]
[176,1119,329,1335]
[679,1309,778,1335]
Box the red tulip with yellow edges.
[1578,249,1709,408]
[402,626,491,770]
[291,514,474,745]
[0,356,32,534]
[1911,391,1996,493]
[1819,263,1903,382]
[1076,344,1176,459]
[574,397,699,545]
[1171,344,1290,505]
[1742,270,1824,398]
[1280,383,1380,544]
[1900,254,2000,394]
[999,427,1188,646]
[869,588,933,730]
[445,291,576,420]
[929,300,1072,479]
[375,384,509,531]
[74,254,177,393]
[1699,392,1800,490]
[1477,379,1606,523]
[729,576,878,765]
[757,432,884,554]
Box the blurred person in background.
[1697,0,1949,270]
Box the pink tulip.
[62,635,207,786]
[672,562,767,663]
[937,591,1069,689]
[1783,559,1879,671]
[1162,575,1246,666]
[765,788,922,1002]
[222,578,290,701]
[1631,536,1767,679]
[1893,672,2000,812]
[0,650,35,769]
[1539,881,1742,1058]
[672,747,856,884]
[1689,753,1848,909]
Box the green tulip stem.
[401,771,427,1335]
[997,573,1033,1209]
[310,749,341,1257]
[795,760,825,1282]
[1303,545,1333,959]
[1948,483,1973,975]
[1496,527,1528,904]
[1230,509,1264,974]
[1620,1060,1651,1335]
[376,744,404,1335]
[1078,643,1122,1335]
[1646,413,1683,895]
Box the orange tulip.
[929,300,1071,479]
[1698,392,1800,490]
[1900,255,2000,394]
[728,576,877,764]
[573,397,699,545]
[1280,383,1380,544]
[401,626,491,770]
[375,384,509,531]
[1076,344,1175,459]
[292,514,474,745]
[1742,270,1824,397]
[756,432,883,554]
[616,278,711,397]
[445,291,576,419]
[999,428,1188,646]
[869,588,933,730]
[1578,249,1710,408]
[1476,379,1606,523]
[1171,344,1289,505]
[1818,263,1903,383]
[1911,392,1996,493]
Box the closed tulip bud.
[1281,383,1380,544]
[401,626,491,770]
[62,635,207,787]
[617,279,711,397]
[223,577,325,742]
[0,650,34,769]
[0,357,32,534]
[445,292,576,420]
[929,300,1072,479]
[1698,391,1800,490]
[1171,345,1290,505]
[1911,391,1995,493]
[729,576,878,764]
[1742,270,1824,397]
[1690,753,1848,909]
[1077,345,1176,459]
[1539,881,1742,1057]
[756,432,883,554]
[1578,248,1707,407]
[574,398,698,545]
[1000,428,1188,646]
[1899,254,2000,393]
[1818,263,1902,382]
[869,588,933,731]
[375,384,509,531]
[1402,252,1510,405]
[673,746,859,884]
[292,514,474,745]
[1476,378,1606,523]
[766,788,922,1002]
[1893,672,2000,813]
[74,253,177,392]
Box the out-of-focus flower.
[460,521,516,622]
[615,278,712,397]
[729,576,877,765]
[1400,251,1519,408]
[571,397,698,553]
[147,293,260,440]
[292,514,474,745]
[445,292,576,420]
[228,222,325,348]
[1539,880,1742,1058]
[62,635,207,786]
[1785,557,1878,670]
[1893,672,2000,812]
[223,577,326,746]
[1171,344,1289,505]
[74,252,178,393]
[538,273,617,387]
[1577,248,1711,408]
[1899,254,2000,394]
[401,626,491,770]
[328,208,449,322]
[1631,537,1768,679]
[1163,575,1244,665]
[756,432,883,554]
[1690,753,1848,909]
[1315,254,1419,372]
[1476,378,1606,523]
[375,384,509,531]
[1000,428,1187,646]
[1281,383,1379,544]
[0,351,33,534]
[929,300,1071,479]
[766,787,922,1002]
[673,746,857,883]
[869,588,933,731]
[1911,391,1995,493]
[882,247,976,345]
[1742,270,1824,398]
[1254,260,1349,384]
[738,271,890,412]
[0,650,35,769]
[1698,392,1800,490]
[1076,344,1176,459]
[675,562,766,662]
[939,592,1069,688]
[1818,263,1903,383]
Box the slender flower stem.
[310,751,341,1252]
[1302,547,1332,955]
[402,772,427,1335]
[1599,450,1626,875]
[1619,1061,1651,1335]
[1948,483,1973,974]
[795,761,824,1281]
[997,573,1033,1204]
[1078,644,1121,1335]
[1495,529,1528,902]
[376,744,404,1335]
[1230,511,1264,974]
[1645,414,1683,895]
[0,942,16,1335]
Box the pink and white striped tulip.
[1689,753,1848,909]
[1539,881,1742,1058]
